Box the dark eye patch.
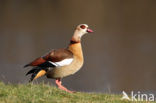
[80,25,86,29]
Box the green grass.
[0,82,153,103]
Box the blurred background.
[0,0,156,94]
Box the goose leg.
[55,79,73,93]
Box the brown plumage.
[24,24,93,93]
[24,49,73,67]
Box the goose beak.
[87,28,93,33]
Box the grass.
[0,82,153,103]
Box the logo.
[121,91,155,101]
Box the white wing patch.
[49,58,73,67]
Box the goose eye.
[80,25,86,29]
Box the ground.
[0,82,153,103]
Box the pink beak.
[87,28,93,33]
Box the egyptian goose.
[24,24,93,93]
